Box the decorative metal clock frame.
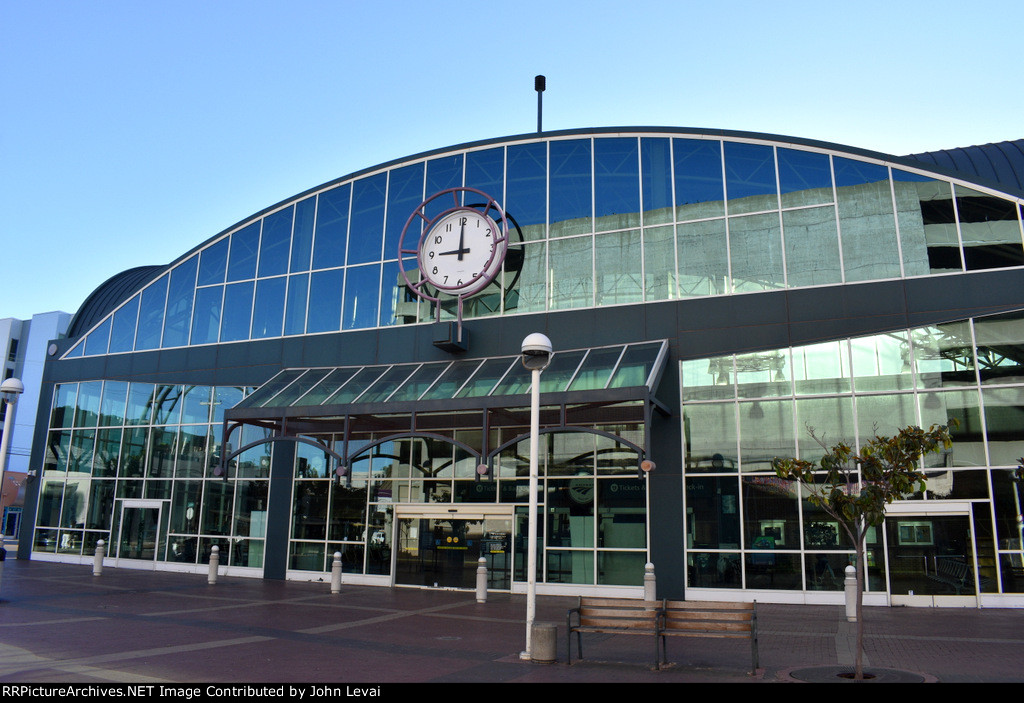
[398,187,510,329]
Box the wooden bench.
[566,596,662,669]
[659,600,758,674]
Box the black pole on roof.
[535,75,545,133]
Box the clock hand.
[457,220,466,261]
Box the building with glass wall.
[21,128,1024,607]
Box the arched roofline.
[156,127,1024,278]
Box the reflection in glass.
[834,157,899,282]
[595,230,642,305]
[729,213,784,292]
[783,206,841,287]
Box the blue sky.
[2,0,1021,320]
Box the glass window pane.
[792,340,850,395]
[892,169,955,276]
[162,257,198,348]
[220,281,254,342]
[643,225,675,301]
[290,195,316,273]
[379,260,405,327]
[686,476,741,548]
[918,389,984,466]
[673,138,724,221]
[348,173,387,265]
[465,148,504,209]
[677,218,728,297]
[683,403,738,472]
[258,206,293,278]
[419,360,481,400]
[549,139,592,237]
[743,475,800,551]
[343,264,381,330]
[109,295,140,353]
[641,137,673,225]
[73,382,102,427]
[455,358,516,398]
[134,275,168,351]
[594,137,640,231]
[283,273,309,336]
[729,213,784,292]
[197,238,229,286]
[783,206,842,287]
[251,277,286,339]
[794,396,854,463]
[52,385,78,428]
[595,230,642,305]
[84,317,111,356]
[385,163,425,262]
[835,157,900,282]
[981,387,1024,466]
[505,241,546,313]
[99,381,129,426]
[190,286,223,345]
[910,320,976,388]
[973,311,1024,385]
[777,148,832,208]
[306,269,343,334]
[567,347,622,391]
[851,332,913,391]
[739,399,794,472]
[724,142,777,215]
[313,184,350,270]
[549,236,592,310]
[956,186,1024,270]
[610,343,663,389]
[505,142,547,240]
[388,362,452,402]
[227,222,260,282]
[297,368,359,405]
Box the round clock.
[399,188,509,301]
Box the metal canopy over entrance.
[220,341,670,474]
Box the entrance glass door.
[116,501,163,565]
[395,507,512,589]
[886,513,976,605]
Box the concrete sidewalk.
[1,559,1022,683]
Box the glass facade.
[64,133,1024,359]
[681,310,1024,596]
[29,129,1024,604]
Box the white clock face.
[419,208,506,294]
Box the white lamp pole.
[519,333,552,660]
[0,378,25,569]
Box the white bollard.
[208,545,219,585]
[476,557,488,603]
[331,551,343,594]
[93,540,105,576]
[844,564,857,622]
[644,562,656,602]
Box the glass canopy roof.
[233,340,668,414]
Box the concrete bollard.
[530,623,557,663]
[844,564,857,622]
[208,545,219,585]
[475,557,488,603]
[93,540,105,576]
[331,551,342,594]
[644,562,656,602]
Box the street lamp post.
[0,377,25,587]
[519,333,552,661]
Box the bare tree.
[772,422,955,680]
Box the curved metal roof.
[904,139,1024,195]
[67,264,166,339]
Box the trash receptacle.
[531,623,557,663]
